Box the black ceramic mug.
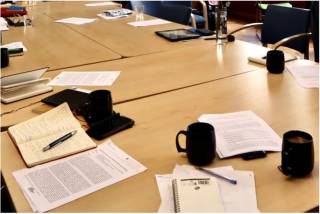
[83,90,113,124]
[266,49,285,74]
[278,130,314,177]
[1,48,9,68]
[176,122,216,166]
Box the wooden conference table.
[1,1,318,212]
[1,13,121,77]
[32,1,210,57]
[1,61,318,212]
[1,40,265,125]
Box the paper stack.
[198,111,282,158]
[156,165,259,212]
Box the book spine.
[172,179,181,213]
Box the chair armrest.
[273,32,312,50]
[226,22,263,38]
[190,13,197,28]
[204,22,263,41]
[198,0,209,30]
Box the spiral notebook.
[172,177,224,212]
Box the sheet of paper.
[156,174,175,213]
[0,17,8,31]
[128,19,170,27]
[13,140,147,212]
[286,60,319,88]
[1,42,27,51]
[48,71,120,86]
[172,165,259,212]
[55,17,96,25]
[248,50,297,65]
[199,111,282,158]
[85,2,117,6]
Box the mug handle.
[176,130,187,153]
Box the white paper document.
[13,140,147,212]
[49,71,120,86]
[156,165,259,212]
[248,50,297,65]
[0,17,8,31]
[85,2,117,7]
[55,17,96,25]
[199,111,282,158]
[1,42,27,51]
[286,60,319,88]
[128,19,170,27]
[156,174,175,213]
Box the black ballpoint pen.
[196,167,237,185]
[43,130,77,152]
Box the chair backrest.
[128,1,192,26]
[160,1,192,25]
[128,1,162,18]
[310,1,319,62]
[162,1,192,8]
[261,5,310,55]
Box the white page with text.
[13,140,146,212]
[199,111,281,158]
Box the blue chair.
[162,1,209,29]
[160,2,192,26]
[128,1,191,26]
[128,1,162,18]
[310,1,319,62]
[228,5,311,59]
[256,1,292,22]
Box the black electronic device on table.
[188,28,214,36]
[155,29,201,42]
[42,89,135,140]
[41,89,89,111]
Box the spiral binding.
[172,179,181,213]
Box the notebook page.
[8,103,80,145]
[17,128,95,167]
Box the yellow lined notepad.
[172,177,224,212]
[8,103,96,167]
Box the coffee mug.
[83,90,113,124]
[266,49,285,74]
[1,48,9,68]
[176,122,216,166]
[278,130,314,177]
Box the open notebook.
[8,103,96,167]
[172,177,224,212]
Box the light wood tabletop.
[1,13,121,77]
[1,40,265,127]
[1,60,318,212]
[11,1,122,18]
[35,1,212,57]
